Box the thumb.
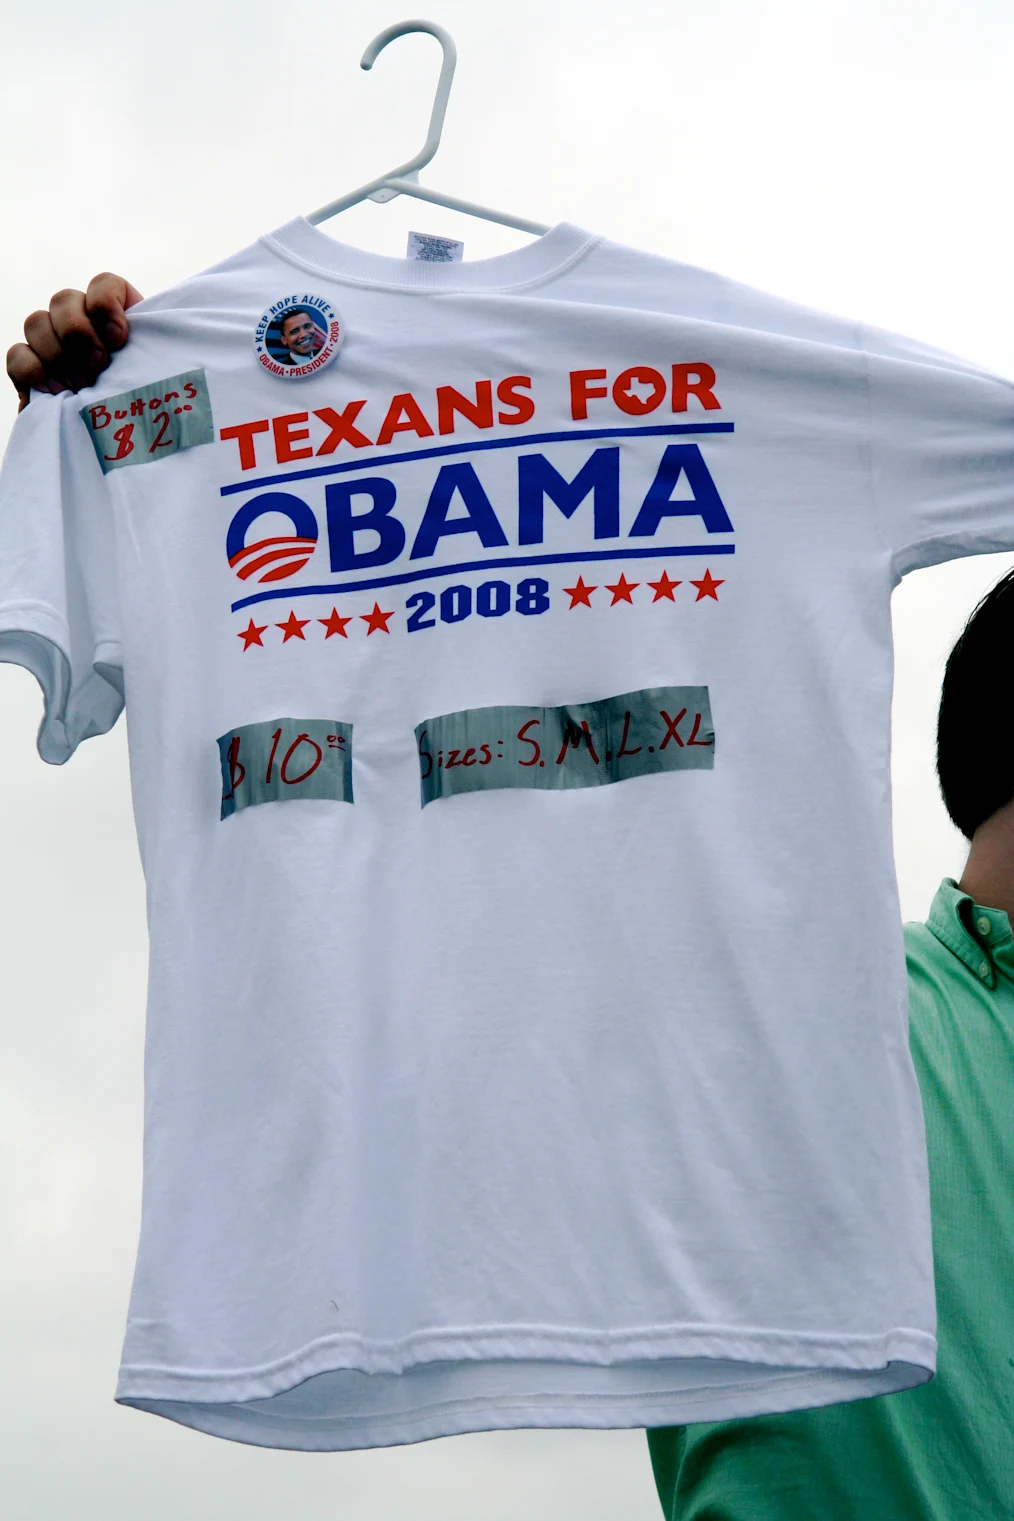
[85,273,144,352]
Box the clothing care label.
[407,231,465,262]
[81,370,213,473]
[218,717,353,818]
[415,686,714,806]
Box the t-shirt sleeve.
[864,328,1014,580]
[0,393,123,763]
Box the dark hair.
[278,306,313,335]
[937,567,1014,838]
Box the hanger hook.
[308,18,550,231]
[360,20,457,184]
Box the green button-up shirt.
[647,879,1014,1521]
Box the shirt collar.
[925,878,1014,990]
[262,219,598,294]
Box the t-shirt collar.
[260,218,598,293]
[925,877,1014,989]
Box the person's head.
[278,307,317,358]
[937,567,1014,839]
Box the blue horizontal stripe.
[220,421,735,497]
[231,542,735,613]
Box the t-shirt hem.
[116,1329,933,1452]
[115,1323,935,1450]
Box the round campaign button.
[253,295,344,380]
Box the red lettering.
[613,366,666,417]
[376,392,434,446]
[88,404,111,430]
[672,363,721,412]
[265,727,282,785]
[273,412,313,463]
[686,712,713,746]
[114,408,127,420]
[569,368,608,420]
[658,709,687,749]
[148,396,163,411]
[163,390,179,402]
[149,412,172,452]
[313,402,372,454]
[223,735,245,799]
[616,710,642,758]
[496,374,535,425]
[220,418,270,470]
[104,423,134,461]
[436,381,494,435]
[417,729,433,781]
[183,381,198,400]
[517,718,541,766]
[281,733,322,785]
[556,719,600,766]
[129,398,145,417]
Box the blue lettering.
[326,477,406,571]
[517,448,620,545]
[629,444,734,537]
[411,462,509,560]
[226,491,318,562]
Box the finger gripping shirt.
[2,220,1013,1452]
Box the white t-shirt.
[2,220,1013,1452]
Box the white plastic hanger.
[308,19,550,236]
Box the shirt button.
[977,916,992,937]
[979,961,991,980]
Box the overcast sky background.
[2,1,1014,1517]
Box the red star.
[690,569,724,601]
[238,618,267,650]
[276,610,310,641]
[605,573,639,605]
[319,607,353,639]
[361,601,394,635]
[563,576,597,608]
[647,570,681,602]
